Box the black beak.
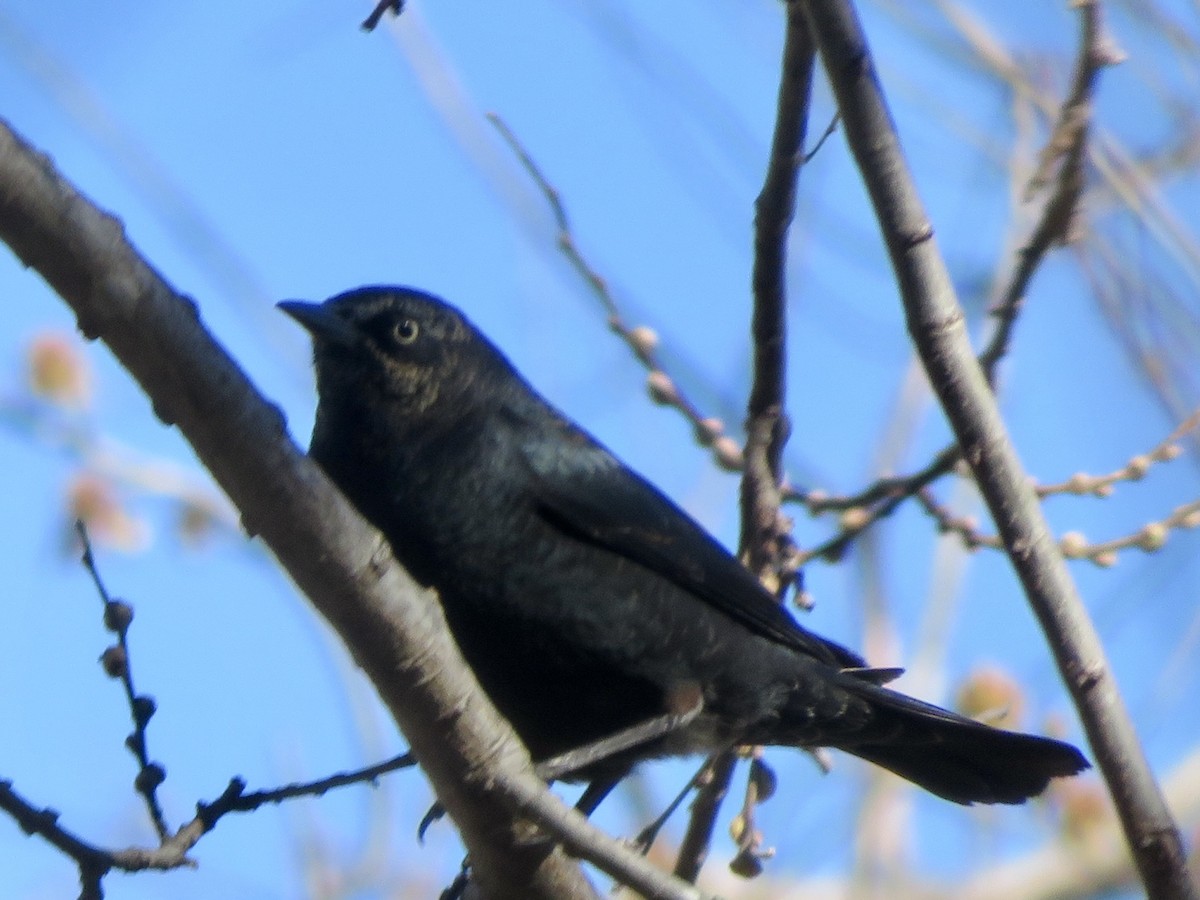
[278,300,359,348]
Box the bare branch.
[0,116,720,900]
[675,8,818,881]
[361,0,403,32]
[0,752,421,900]
[790,0,1124,565]
[794,445,960,564]
[917,405,1200,564]
[803,2,1195,897]
[741,3,815,590]
[1037,405,1200,497]
[488,113,746,474]
[0,780,112,899]
[76,522,170,841]
[920,487,1200,567]
[673,752,737,884]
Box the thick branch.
[802,3,1196,898]
[0,117,713,900]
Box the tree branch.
[674,6,819,883]
[0,116,715,900]
[741,1,815,588]
[788,1,1114,562]
[802,2,1196,898]
[488,113,746,475]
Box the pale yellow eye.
[392,318,419,345]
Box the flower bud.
[1137,522,1167,551]
[646,371,677,405]
[100,646,127,679]
[1060,531,1088,558]
[1125,455,1150,480]
[134,763,166,794]
[713,437,743,471]
[104,601,134,633]
[628,325,659,355]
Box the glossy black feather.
[505,402,866,670]
[282,285,1089,804]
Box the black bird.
[280,286,1089,806]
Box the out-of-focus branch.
[1036,405,1200,497]
[728,747,1200,900]
[0,754,420,899]
[979,0,1118,382]
[488,113,746,474]
[920,487,1200,567]
[2,335,239,548]
[0,117,718,900]
[803,2,1196,898]
[918,405,1200,564]
[928,0,1200,423]
[76,523,170,842]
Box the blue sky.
[2,2,1198,897]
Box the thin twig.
[0,780,111,899]
[794,445,960,564]
[803,113,840,163]
[206,752,417,812]
[76,521,170,842]
[361,0,403,32]
[488,112,745,473]
[978,0,1111,382]
[1036,405,1200,497]
[917,405,1200,562]
[920,487,1200,566]
[0,753,418,899]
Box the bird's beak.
[277,300,360,349]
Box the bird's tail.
[830,676,1089,805]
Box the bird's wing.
[514,414,865,669]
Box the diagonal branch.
[0,116,715,900]
[790,0,1122,563]
[803,2,1196,898]
[488,112,746,474]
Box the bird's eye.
[392,318,420,345]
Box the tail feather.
[836,680,1089,805]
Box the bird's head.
[279,286,503,426]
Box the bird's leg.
[418,690,704,840]
[631,754,716,854]
[535,684,705,783]
[574,774,622,817]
